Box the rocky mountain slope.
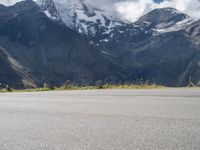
[0,0,200,88]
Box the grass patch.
[0,83,164,93]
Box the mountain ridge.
[0,0,200,88]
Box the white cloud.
[1,0,200,22]
[115,0,157,22]
[115,0,200,22]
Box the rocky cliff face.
[0,0,200,88]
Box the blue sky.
[154,0,163,3]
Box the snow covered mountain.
[89,7,194,51]
[0,0,193,38]
[0,0,23,6]
[0,0,200,88]
[0,0,124,32]
[32,0,125,37]
[32,0,195,47]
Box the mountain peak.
[33,0,124,36]
[0,0,24,6]
[137,7,189,26]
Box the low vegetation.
[1,78,200,93]
[0,81,164,93]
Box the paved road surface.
[0,89,200,150]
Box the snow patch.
[101,50,110,55]
[156,18,194,34]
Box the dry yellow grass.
[0,83,164,93]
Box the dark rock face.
[0,1,200,88]
[0,47,22,88]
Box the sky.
[86,0,200,22]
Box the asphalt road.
[0,89,200,150]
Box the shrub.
[43,83,48,89]
[63,80,72,89]
[48,85,55,90]
[103,83,110,89]
[197,81,200,87]
[96,80,103,89]
[43,83,54,90]
[5,85,12,92]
